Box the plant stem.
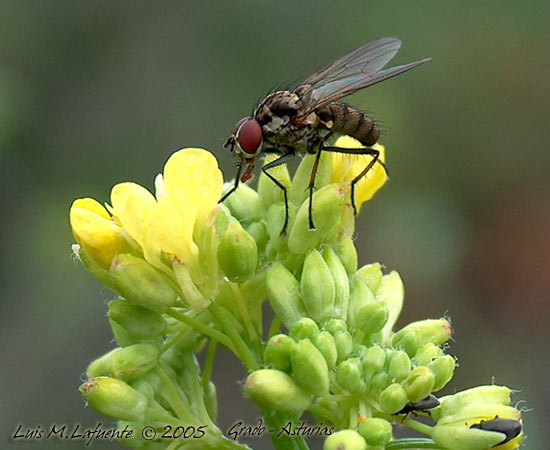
[261,409,310,450]
[385,438,441,449]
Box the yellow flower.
[69,198,129,268]
[109,148,222,279]
[330,136,388,212]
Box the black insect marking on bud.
[470,418,522,446]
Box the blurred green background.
[1,1,548,449]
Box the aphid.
[470,418,522,446]
[221,37,430,232]
[395,394,440,416]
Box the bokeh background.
[1,1,548,449]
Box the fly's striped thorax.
[318,102,380,146]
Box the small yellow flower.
[69,198,129,268]
[330,136,387,212]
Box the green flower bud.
[324,430,367,450]
[73,244,118,291]
[290,317,320,340]
[326,318,348,334]
[387,350,412,382]
[322,247,350,321]
[357,418,393,446]
[436,386,512,420]
[392,319,452,356]
[429,355,456,392]
[87,348,117,379]
[336,358,364,392]
[403,366,435,403]
[377,271,404,343]
[244,369,311,414]
[334,330,354,362]
[331,234,358,274]
[106,344,159,381]
[300,249,335,324]
[110,254,178,312]
[266,262,306,330]
[369,371,391,393]
[223,184,263,225]
[204,380,218,421]
[362,345,386,375]
[356,263,383,294]
[311,331,338,370]
[432,423,507,450]
[217,220,257,282]
[412,343,444,367]
[258,156,292,211]
[266,202,295,251]
[288,184,345,254]
[264,334,295,372]
[291,152,332,206]
[291,339,330,396]
[108,299,166,341]
[246,221,269,253]
[379,383,409,414]
[172,259,209,310]
[347,278,375,330]
[79,377,147,422]
[356,301,389,335]
[109,319,141,347]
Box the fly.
[221,37,430,233]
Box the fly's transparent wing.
[296,37,430,117]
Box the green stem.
[307,404,339,426]
[166,309,236,353]
[155,366,194,422]
[267,315,281,340]
[208,302,260,370]
[261,409,310,450]
[402,416,435,436]
[230,282,261,346]
[202,339,217,391]
[385,438,441,449]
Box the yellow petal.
[330,136,388,212]
[69,198,125,268]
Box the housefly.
[221,37,430,232]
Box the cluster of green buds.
[70,138,524,449]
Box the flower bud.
[109,319,140,347]
[79,377,147,422]
[403,366,435,403]
[369,371,391,393]
[264,334,295,372]
[334,330,354,362]
[223,184,263,225]
[331,234,358,274]
[258,156,292,211]
[266,262,306,330]
[347,277,375,330]
[356,263,383,294]
[357,418,393,446]
[360,346,382,371]
[300,249,335,324]
[266,202,295,251]
[436,385,512,420]
[376,271,404,342]
[110,254,178,312]
[217,220,258,283]
[171,258,210,310]
[291,152,332,206]
[412,343,444,367]
[73,244,118,290]
[246,221,269,253]
[432,423,510,450]
[290,317,320,340]
[336,358,364,392]
[108,299,166,340]
[244,369,311,414]
[356,301,389,335]
[379,383,409,414]
[324,430,367,450]
[288,184,345,254]
[311,331,338,370]
[87,344,159,381]
[326,318,348,334]
[387,350,411,382]
[429,355,456,392]
[291,339,330,396]
[322,247,350,321]
[392,319,452,357]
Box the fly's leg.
[307,149,324,230]
[219,160,243,203]
[262,151,295,234]
[322,145,388,215]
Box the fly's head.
[224,117,263,182]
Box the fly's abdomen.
[318,102,379,146]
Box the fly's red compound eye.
[233,117,250,135]
[236,119,262,155]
